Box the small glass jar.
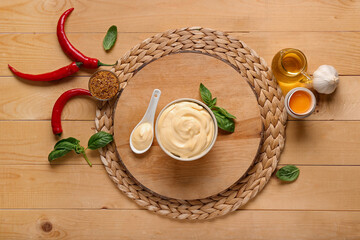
[272,48,313,95]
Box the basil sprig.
[103,25,117,51]
[199,83,236,132]
[48,131,113,167]
[276,165,300,182]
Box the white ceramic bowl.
[155,98,218,161]
[284,87,316,119]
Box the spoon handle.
[142,89,161,123]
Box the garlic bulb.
[312,65,339,94]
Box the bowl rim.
[155,98,218,161]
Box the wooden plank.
[0,165,136,209]
[234,32,360,76]
[2,32,360,76]
[309,77,360,121]
[283,121,360,165]
[244,166,360,211]
[0,165,359,210]
[0,77,96,120]
[1,210,360,240]
[0,76,359,121]
[0,121,101,165]
[1,33,149,76]
[1,121,359,166]
[1,0,360,32]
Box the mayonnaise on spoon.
[131,122,153,151]
[130,89,161,154]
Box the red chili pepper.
[57,8,112,69]
[8,62,82,81]
[52,88,92,135]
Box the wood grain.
[283,121,360,165]
[1,0,360,237]
[114,53,262,199]
[245,166,360,211]
[0,121,101,165]
[1,32,147,76]
[0,165,136,209]
[1,121,359,166]
[1,76,359,121]
[1,0,360,32]
[1,165,360,210]
[309,77,360,120]
[1,210,360,240]
[2,32,360,76]
[0,120,357,167]
[0,76,96,120]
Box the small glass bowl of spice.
[88,70,120,101]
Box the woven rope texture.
[95,27,287,220]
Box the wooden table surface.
[1,0,360,239]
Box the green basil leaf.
[54,137,80,149]
[87,131,113,150]
[212,110,235,132]
[276,165,300,182]
[103,25,117,51]
[54,142,77,151]
[213,106,236,119]
[199,83,212,106]
[48,149,71,161]
[209,98,217,108]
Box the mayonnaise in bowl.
[155,99,218,161]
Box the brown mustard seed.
[89,70,120,100]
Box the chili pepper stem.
[81,152,92,167]
[75,62,83,68]
[98,61,116,67]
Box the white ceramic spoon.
[130,89,161,154]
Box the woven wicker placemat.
[95,27,287,220]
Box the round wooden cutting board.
[113,52,263,200]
